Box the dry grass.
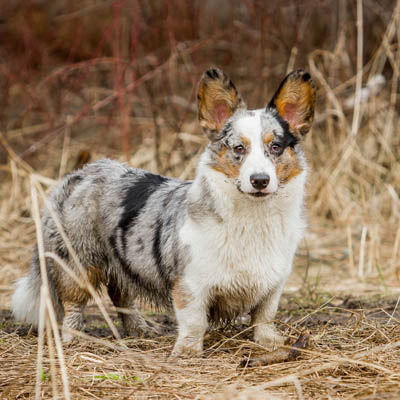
[1,0,400,398]
[1,296,400,399]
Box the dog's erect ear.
[268,70,316,136]
[198,68,245,138]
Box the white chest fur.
[180,171,306,310]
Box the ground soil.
[1,290,400,399]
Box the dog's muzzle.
[250,174,270,190]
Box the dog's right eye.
[270,142,283,155]
[233,145,246,155]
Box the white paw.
[171,336,203,358]
[254,324,284,351]
[61,329,77,344]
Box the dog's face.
[197,68,316,198]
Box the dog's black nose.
[250,174,270,190]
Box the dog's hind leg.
[107,281,159,337]
[61,301,86,343]
[57,277,92,343]
[56,265,103,343]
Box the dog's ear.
[198,68,245,139]
[268,70,316,136]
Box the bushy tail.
[12,247,62,326]
[12,273,41,326]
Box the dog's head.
[197,68,316,198]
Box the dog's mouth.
[247,192,268,198]
[237,186,269,198]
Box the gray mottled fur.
[15,159,194,338]
[56,159,190,298]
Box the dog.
[12,68,316,356]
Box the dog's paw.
[61,330,79,345]
[123,323,158,338]
[122,316,165,338]
[145,320,166,337]
[170,336,203,358]
[254,324,284,351]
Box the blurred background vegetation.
[0,0,399,288]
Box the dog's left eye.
[233,145,246,155]
[270,142,283,155]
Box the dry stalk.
[45,318,59,400]
[350,0,364,138]
[31,177,71,400]
[58,115,73,178]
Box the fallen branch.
[239,330,310,368]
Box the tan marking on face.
[172,280,193,310]
[263,132,274,145]
[276,148,303,183]
[212,147,241,179]
[240,135,251,148]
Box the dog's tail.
[12,247,62,326]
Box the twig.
[351,0,364,137]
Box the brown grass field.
[1,1,400,398]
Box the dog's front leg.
[251,283,285,351]
[171,284,208,357]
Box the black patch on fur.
[152,218,169,283]
[206,68,220,79]
[108,235,161,298]
[272,112,299,149]
[118,172,168,254]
